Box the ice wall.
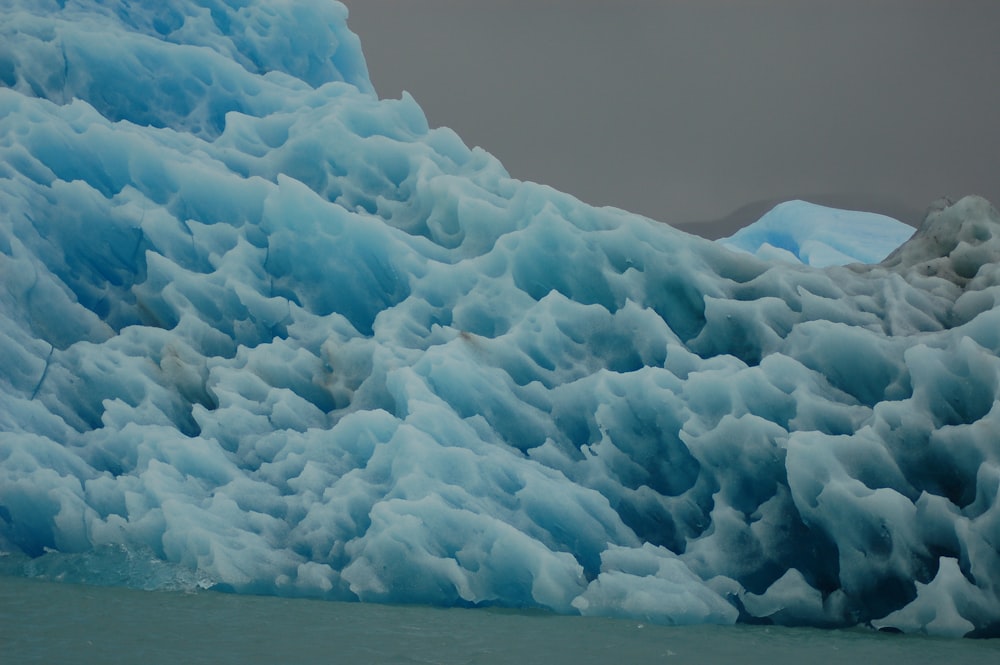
[2,0,1000,638]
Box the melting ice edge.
[2,0,1000,638]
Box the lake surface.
[2,575,997,664]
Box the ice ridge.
[1,0,1000,638]
[719,200,916,267]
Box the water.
[2,575,997,664]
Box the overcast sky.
[341,0,999,237]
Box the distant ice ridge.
[719,201,916,267]
[1,0,999,639]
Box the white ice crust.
[1,0,999,637]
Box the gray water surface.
[2,575,997,664]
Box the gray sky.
[341,0,1000,237]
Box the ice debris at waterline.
[1,0,1000,639]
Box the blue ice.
[2,0,1000,638]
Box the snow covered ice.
[2,0,1000,639]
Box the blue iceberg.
[2,0,1000,638]
[719,200,917,267]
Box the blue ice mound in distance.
[2,1,1000,638]
[719,201,916,267]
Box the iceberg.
[2,0,1000,637]
[719,200,916,267]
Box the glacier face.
[2,0,1000,638]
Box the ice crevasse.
[1,0,1000,638]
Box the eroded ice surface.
[2,0,1000,638]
